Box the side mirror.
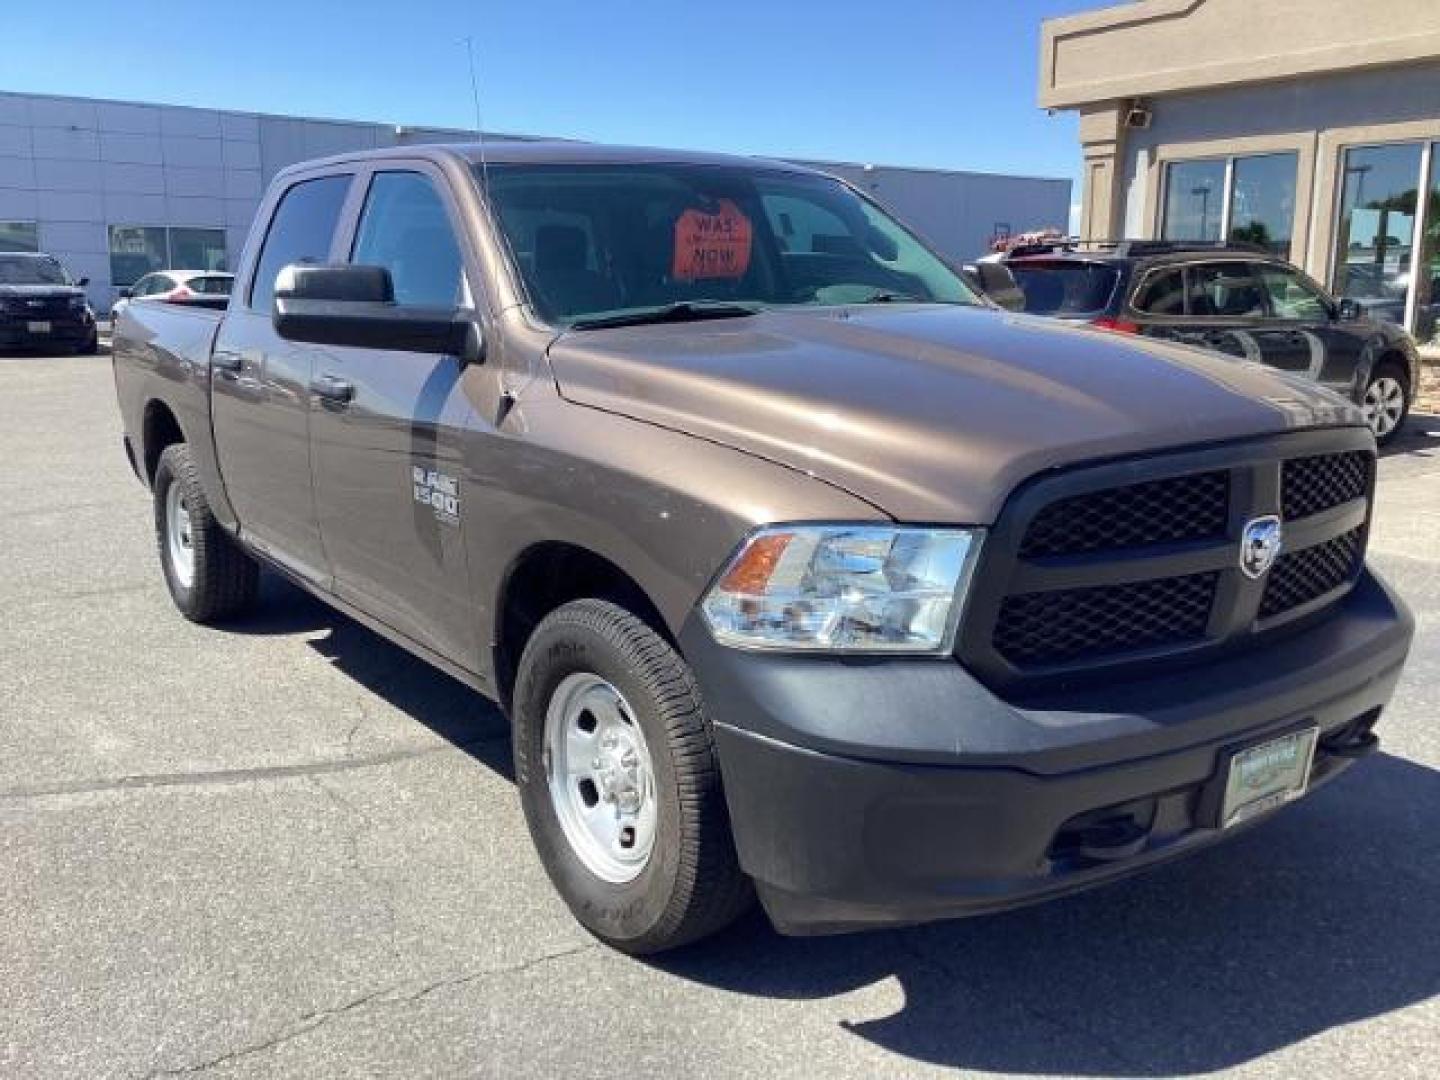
[1337,297,1362,322]
[863,225,899,262]
[117,288,133,300]
[272,263,482,362]
[77,276,90,287]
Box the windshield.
[1008,261,1119,317]
[0,255,70,286]
[478,163,979,326]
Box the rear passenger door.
[211,171,353,584]
[307,165,482,666]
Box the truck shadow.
[653,750,1440,1075]
[232,572,1436,1076]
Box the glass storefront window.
[1161,154,1298,259]
[109,226,168,287]
[1229,152,1297,258]
[1162,160,1226,243]
[1411,144,1440,344]
[108,226,228,286]
[0,221,39,253]
[1331,143,1422,332]
[169,228,229,273]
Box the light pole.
[1191,185,1212,239]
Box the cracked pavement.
[2,354,1438,1078]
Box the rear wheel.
[513,599,752,953]
[153,443,258,622]
[1362,362,1409,446]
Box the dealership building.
[0,90,1069,313]
[1041,0,1440,341]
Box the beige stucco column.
[1078,103,1125,241]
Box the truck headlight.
[700,525,982,654]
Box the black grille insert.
[1019,470,1229,557]
[1282,451,1370,521]
[1259,528,1364,618]
[994,572,1218,667]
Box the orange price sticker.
[672,199,753,281]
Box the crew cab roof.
[276,139,823,177]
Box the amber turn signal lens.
[717,531,794,594]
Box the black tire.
[75,331,99,355]
[153,443,258,623]
[1363,360,1411,447]
[513,599,752,953]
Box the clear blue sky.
[13,2,1097,187]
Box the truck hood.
[546,305,1361,523]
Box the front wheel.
[153,443,259,622]
[513,599,752,953]
[1362,362,1410,446]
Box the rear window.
[190,275,233,295]
[1008,261,1119,316]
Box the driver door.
[307,165,482,666]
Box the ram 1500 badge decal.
[412,465,460,525]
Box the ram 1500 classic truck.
[113,142,1413,953]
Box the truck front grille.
[1282,451,1370,521]
[1019,471,1229,557]
[995,572,1218,666]
[1259,527,1365,618]
[960,431,1375,687]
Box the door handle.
[211,351,242,373]
[310,374,355,404]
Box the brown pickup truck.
[113,142,1412,953]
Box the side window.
[129,274,154,296]
[1255,264,1330,320]
[249,174,352,311]
[1187,262,1266,318]
[1131,267,1186,316]
[351,172,465,307]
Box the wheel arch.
[141,397,186,486]
[492,540,674,715]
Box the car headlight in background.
[700,525,982,654]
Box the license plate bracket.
[1200,723,1320,830]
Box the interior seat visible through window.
[534,225,618,317]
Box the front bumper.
[0,314,95,349]
[682,568,1413,935]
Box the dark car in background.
[0,252,98,355]
[1000,240,1421,445]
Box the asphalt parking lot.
[3,351,1438,1079]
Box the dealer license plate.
[27,320,50,334]
[1221,726,1319,829]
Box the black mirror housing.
[117,288,133,300]
[272,263,482,362]
[76,276,90,287]
[1337,297,1362,322]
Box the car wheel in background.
[1362,361,1410,446]
[153,443,259,622]
[513,598,753,953]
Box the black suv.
[0,251,99,355]
[999,240,1421,445]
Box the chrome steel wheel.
[1363,375,1406,439]
[543,672,658,884]
[165,480,195,589]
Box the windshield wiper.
[858,291,923,303]
[569,301,761,331]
